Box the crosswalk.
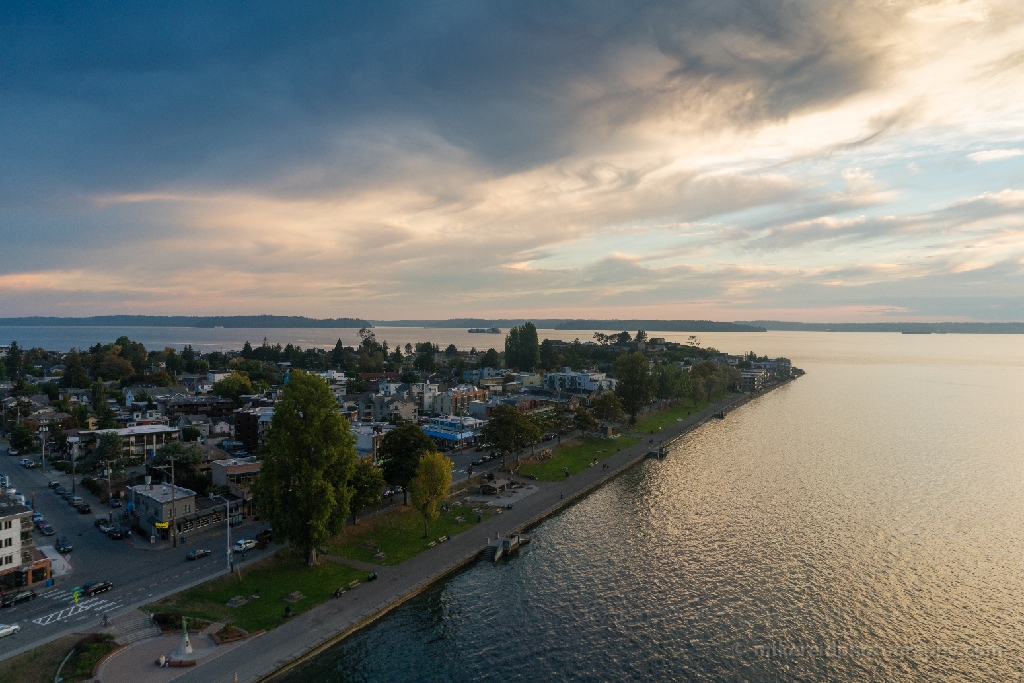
[31,590,121,627]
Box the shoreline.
[167,380,796,683]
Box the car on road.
[62,491,75,502]
[96,521,113,533]
[56,537,74,553]
[6,448,19,456]
[1,590,36,608]
[48,481,60,489]
[110,498,123,508]
[106,528,125,540]
[0,623,19,638]
[32,512,43,522]
[76,503,92,514]
[19,459,34,469]
[233,539,257,552]
[54,486,66,495]
[186,549,211,560]
[40,524,55,536]
[70,496,85,507]
[80,581,113,597]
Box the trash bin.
[45,578,53,587]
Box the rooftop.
[130,483,196,503]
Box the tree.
[379,424,438,505]
[548,407,574,444]
[349,459,386,524]
[182,426,202,442]
[4,341,22,379]
[652,362,690,408]
[147,370,174,387]
[60,350,90,388]
[241,341,254,359]
[152,441,205,480]
[98,354,135,382]
[504,323,540,371]
[211,373,255,407]
[10,423,34,452]
[591,392,624,423]
[479,348,500,368]
[481,405,541,463]
[163,348,183,376]
[331,339,346,368]
[574,406,597,435]
[614,352,656,425]
[539,339,563,371]
[635,330,648,343]
[444,344,458,357]
[409,450,452,538]
[413,342,437,372]
[51,424,68,453]
[86,431,125,471]
[251,371,357,566]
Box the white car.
[0,623,20,638]
[233,539,257,552]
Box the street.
[0,447,271,660]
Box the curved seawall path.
[170,383,794,683]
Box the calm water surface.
[280,335,1024,682]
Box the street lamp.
[210,494,234,574]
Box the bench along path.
[172,386,792,683]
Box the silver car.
[0,623,20,638]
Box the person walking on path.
[102,613,109,627]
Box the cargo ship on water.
[468,326,501,333]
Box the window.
[3,538,11,548]
[3,521,10,530]
[3,555,11,565]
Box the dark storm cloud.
[0,0,884,203]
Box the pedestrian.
[103,613,109,627]
[242,548,247,560]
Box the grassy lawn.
[632,401,709,434]
[143,552,365,633]
[0,633,81,683]
[329,502,493,566]
[518,435,641,482]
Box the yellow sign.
[154,522,169,529]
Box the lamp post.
[38,426,48,473]
[210,494,233,574]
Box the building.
[542,368,616,393]
[163,395,234,419]
[422,415,485,448]
[211,457,260,513]
[129,482,243,541]
[739,370,768,393]
[432,385,489,416]
[178,414,212,439]
[0,503,51,589]
[351,423,393,458]
[80,425,180,461]
[462,367,504,383]
[234,406,275,450]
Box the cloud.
[969,148,1024,162]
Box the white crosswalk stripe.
[31,597,121,627]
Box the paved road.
[0,446,272,661]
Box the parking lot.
[0,447,271,659]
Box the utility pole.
[212,494,233,574]
[170,456,177,548]
[71,446,76,496]
[106,461,112,523]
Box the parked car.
[35,518,48,530]
[40,524,55,536]
[0,623,19,638]
[106,528,125,540]
[233,539,257,552]
[110,498,123,508]
[55,538,74,553]
[62,492,75,502]
[76,503,92,514]
[80,581,113,597]
[1,590,36,608]
[19,459,34,469]
[54,486,66,495]
[186,549,211,561]
[70,497,84,507]
[7,448,19,456]
[32,512,43,522]
[48,481,60,489]
[97,522,113,534]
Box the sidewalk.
[167,389,777,683]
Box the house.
[123,386,190,408]
[211,457,260,506]
[351,422,393,458]
[462,367,504,383]
[432,385,489,416]
[0,503,51,589]
[207,370,232,383]
[178,414,212,439]
[129,481,244,540]
[24,411,74,430]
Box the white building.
[542,368,616,393]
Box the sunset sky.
[3,1,1024,321]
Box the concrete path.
[163,387,792,683]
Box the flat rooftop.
[130,484,196,503]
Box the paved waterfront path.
[170,388,785,683]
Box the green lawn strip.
[329,502,493,566]
[65,634,118,682]
[632,400,709,434]
[519,435,641,482]
[143,552,365,633]
[0,633,82,683]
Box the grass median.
[518,434,641,482]
[143,551,365,633]
[329,502,493,566]
[0,633,82,683]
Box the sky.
[2,1,1024,322]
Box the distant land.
[0,315,370,328]
[371,319,766,332]
[741,321,1024,333]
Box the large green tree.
[614,352,656,425]
[479,348,501,368]
[10,423,34,452]
[591,392,624,423]
[504,323,540,371]
[60,350,91,388]
[409,450,452,538]
[349,459,386,523]
[481,405,541,463]
[152,441,205,479]
[251,371,357,566]
[379,424,438,505]
[652,362,691,408]
[211,372,255,407]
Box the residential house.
[0,503,51,589]
[542,368,616,393]
[80,425,180,461]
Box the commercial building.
[129,482,243,541]
[80,425,180,461]
[234,406,275,450]
[0,503,51,589]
